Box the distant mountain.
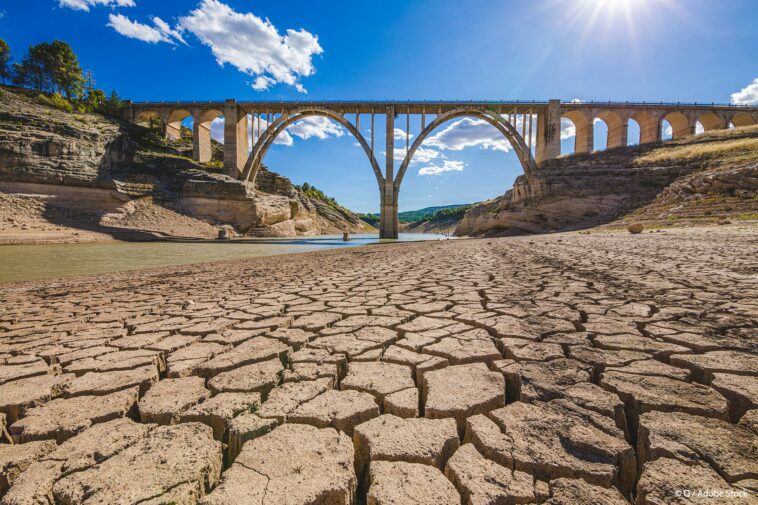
[356,204,474,228]
[398,204,473,223]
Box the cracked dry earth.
[1,226,757,505]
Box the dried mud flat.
[1,225,757,505]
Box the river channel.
[0,233,449,283]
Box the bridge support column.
[536,99,561,164]
[380,107,399,239]
[224,99,248,179]
[575,120,594,154]
[607,121,628,149]
[193,113,212,163]
[162,115,181,141]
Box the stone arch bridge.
[126,100,758,238]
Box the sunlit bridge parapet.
[125,99,758,239]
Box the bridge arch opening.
[394,112,529,223]
[596,111,625,150]
[731,112,757,128]
[241,110,385,228]
[192,109,224,163]
[593,117,609,151]
[695,121,705,135]
[631,111,659,144]
[627,118,641,146]
[661,112,692,139]
[135,110,161,130]
[163,109,192,141]
[697,112,725,132]
[243,110,383,190]
[560,110,591,156]
[394,109,535,196]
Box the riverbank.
[0,191,220,245]
[1,224,756,503]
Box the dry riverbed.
[0,225,756,504]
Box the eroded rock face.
[2,226,757,503]
[200,424,355,505]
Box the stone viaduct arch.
[240,108,383,189]
[394,108,537,191]
[126,99,758,238]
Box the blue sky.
[1,0,757,212]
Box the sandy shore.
[0,225,756,504]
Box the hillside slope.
[0,86,371,243]
[457,126,758,236]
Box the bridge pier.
[193,114,212,163]
[536,100,562,164]
[224,99,248,179]
[380,106,399,239]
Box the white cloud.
[425,118,513,153]
[394,127,413,141]
[152,16,186,45]
[393,146,442,164]
[213,117,295,147]
[418,160,465,176]
[287,116,344,141]
[560,118,576,140]
[731,77,758,105]
[178,0,322,93]
[107,14,185,44]
[59,0,134,11]
[695,122,704,134]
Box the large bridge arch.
[394,109,536,192]
[241,109,384,189]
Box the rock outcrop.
[456,126,758,236]
[0,86,370,239]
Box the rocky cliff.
[0,86,371,241]
[456,126,758,236]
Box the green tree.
[0,38,10,85]
[12,41,84,98]
[48,40,84,99]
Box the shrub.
[36,92,73,113]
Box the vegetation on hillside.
[634,130,758,166]
[0,37,123,116]
[357,204,474,228]
[357,213,380,226]
[296,182,357,215]
[398,204,473,223]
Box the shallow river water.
[0,233,448,283]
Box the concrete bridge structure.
[125,100,758,238]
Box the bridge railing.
[129,99,757,108]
